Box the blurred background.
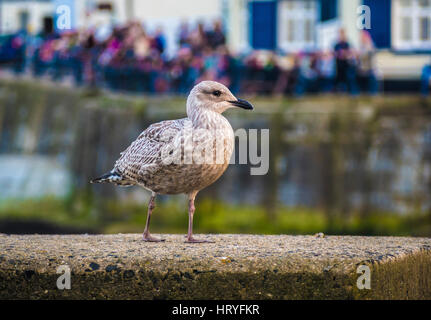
[1,0,431,236]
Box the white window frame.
[393,0,431,50]
[277,0,318,52]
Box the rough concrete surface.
[1,234,430,299]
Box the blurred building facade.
[1,0,431,83]
[231,0,431,84]
[0,0,223,56]
[0,0,53,34]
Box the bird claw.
[185,237,214,243]
[142,234,165,242]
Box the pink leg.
[143,193,164,242]
[185,192,213,243]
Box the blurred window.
[420,17,430,40]
[288,19,295,42]
[250,1,277,49]
[278,0,317,52]
[419,0,431,7]
[98,3,113,11]
[19,11,29,31]
[320,0,337,22]
[393,0,431,49]
[43,17,53,34]
[305,19,313,42]
[401,17,413,41]
[400,0,412,7]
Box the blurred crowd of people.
[0,22,379,95]
[242,29,378,95]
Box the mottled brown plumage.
[91,81,253,242]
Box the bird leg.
[143,193,164,242]
[185,192,213,243]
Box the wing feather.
[114,118,187,182]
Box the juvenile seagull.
[91,81,253,243]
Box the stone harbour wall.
[0,234,430,299]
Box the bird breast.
[141,114,234,195]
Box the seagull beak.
[229,98,253,110]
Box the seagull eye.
[212,90,222,97]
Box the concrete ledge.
[1,234,430,299]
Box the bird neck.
[188,109,228,130]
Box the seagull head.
[187,81,253,116]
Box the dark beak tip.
[230,98,254,110]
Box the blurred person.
[294,53,319,96]
[357,30,378,94]
[189,22,207,53]
[244,51,280,94]
[152,27,166,54]
[317,50,335,93]
[334,28,353,93]
[51,32,72,81]
[150,51,168,93]
[263,52,280,94]
[421,63,431,96]
[207,20,226,49]
[346,49,359,95]
[215,45,233,88]
[197,46,220,84]
[286,54,302,95]
[134,32,151,59]
[272,53,303,96]
[178,20,190,47]
[34,37,57,76]
[81,31,98,87]
[202,45,217,69]
[197,69,218,83]
[241,51,264,93]
[227,52,243,94]
[170,46,198,93]
[273,54,294,95]
[68,32,85,85]
[12,31,27,74]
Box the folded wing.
[114,118,188,183]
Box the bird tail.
[90,170,134,186]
